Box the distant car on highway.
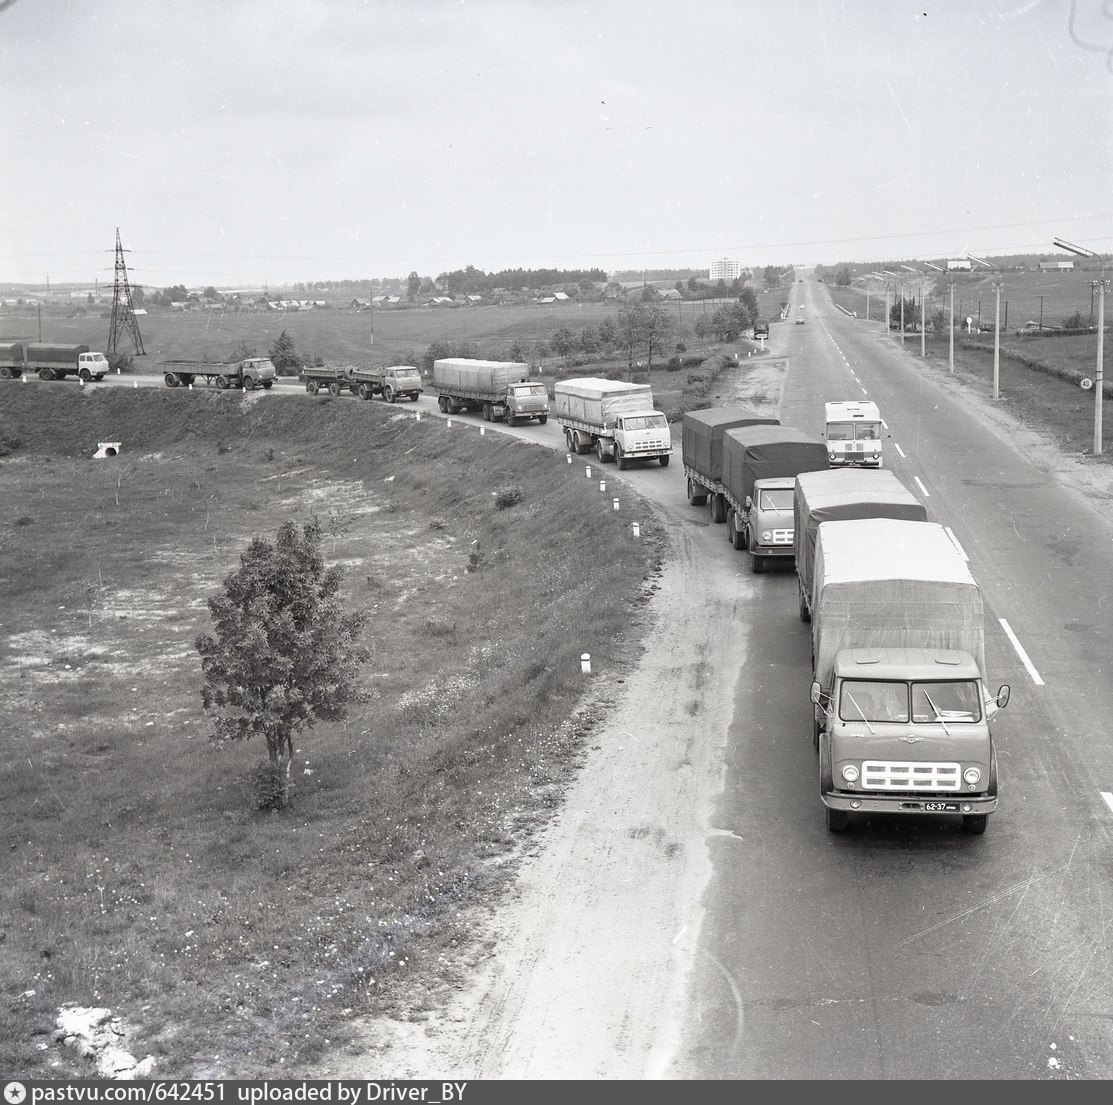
[795,316,806,325]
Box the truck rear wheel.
[216,375,230,390]
[709,493,725,523]
[483,402,492,421]
[38,368,54,381]
[799,582,811,623]
[0,366,11,380]
[438,395,449,413]
[688,478,708,506]
[358,383,373,400]
[962,814,988,835]
[307,380,320,394]
[328,381,342,397]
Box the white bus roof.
[825,400,880,421]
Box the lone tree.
[196,519,369,808]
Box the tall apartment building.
[709,258,742,282]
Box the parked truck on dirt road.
[0,342,110,382]
[301,364,422,401]
[554,378,672,468]
[810,518,1009,835]
[432,359,548,424]
[161,358,276,390]
[794,468,928,622]
[682,405,779,520]
[719,425,830,572]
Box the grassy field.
[0,294,775,370]
[0,387,675,1077]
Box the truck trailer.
[719,425,829,572]
[301,364,422,401]
[0,342,110,382]
[432,359,548,424]
[810,518,1009,835]
[794,468,928,622]
[682,405,779,521]
[554,377,671,468]
[161,358,276,390]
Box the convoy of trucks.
[682,405,779,520]
[809,518,1009,835]
[0,342,110,381]
[432,359,549,424]
[301,364,422,401]
[719,425,830,571]
[160,358,277,389]
[794,468,928,622]
[554,378,672,468]
[824,400,884,467]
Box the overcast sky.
[1,0,1111,288]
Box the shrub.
[666,356,682,372]
[494,485,523,510]
[0,433,22,457]
[107,352,133,374]
[15,515,33,526]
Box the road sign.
[1081,378,1094,390]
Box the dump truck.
[794,468,928,622]
[161,358,276,389]
[554,377,671,468]
[432,359,548,424]
[682,405,779,521]
[0,342,110,381]
[301,364,422,401]
[810,518,1010,835]
[824,400,884,468]
[719,425,829,572]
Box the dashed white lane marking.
[1101,792,1113,816]
[861,387,869,396]
[999,618,1045,686]
[894,443,907,458]
[881,419,888,430]
[913,476,930,497]
[943,526,968,561]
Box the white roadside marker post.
[580,653,591,674]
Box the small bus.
[824,400,883,468]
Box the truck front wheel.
[826,807,849,833]
[727,511,745,551]
[751,551,764,573]
[538,414,547,425]
[384,387,396,403]
[962,814,988,835]
[616,445,629,470]
[164,373,180,388]
[659,455,670,468]
[596,439,609,463]
[262,381,273,389]
[79,368,92,382]
[244,375,256,390]
[799,582,811,623]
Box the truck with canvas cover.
[161,358,276,390]
[810,518,1009,835]
[824,400,884,468]
[794,468,928,623]
[301,364,422,401]
[720,425,829,572]
[554,377,671,469]
[432,359,548,424]
[0,342,109,382]
[682,405,779,522]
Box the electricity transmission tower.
[108,228,145,356]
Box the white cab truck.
[682,405,779,522]
[824,400,883,468]
[554,378,672,469]
[810,518,1010,835]
[432,359,548,424]
[0,342,109,382]
[720,425,830,572]
[794,468,928,623]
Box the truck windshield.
[623,415,668,431]
[911,681,981,723]
[839,680,909,723]
[855,423,882,441]
[827,422,881,441]
[758,489,794,512]
[826,422,854,441]
[511,384,547,397]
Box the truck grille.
[772,529,793,544]
[861,761,961,791]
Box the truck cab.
[505,381,549,424]
[77,352,109,381]
[240,358,276,388]
[813,648,1009,834]
[824,400,883,468]
[737,478,795,572]
[379,366,422,402]
[612,411,671,468]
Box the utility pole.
[107,228,146,356]
[1038,294,1045,331]
[925,262,952,373]
[1055,237,1105,455]
[968,254,1002,399]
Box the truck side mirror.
[995,685,1010,710]
[810,681,822,706]
[745,495,753,510]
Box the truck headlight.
[829,452,837,460]
[761,531,772,542]
[872,452,880,459]
[841,765,860,782]
[963,767,981,785]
